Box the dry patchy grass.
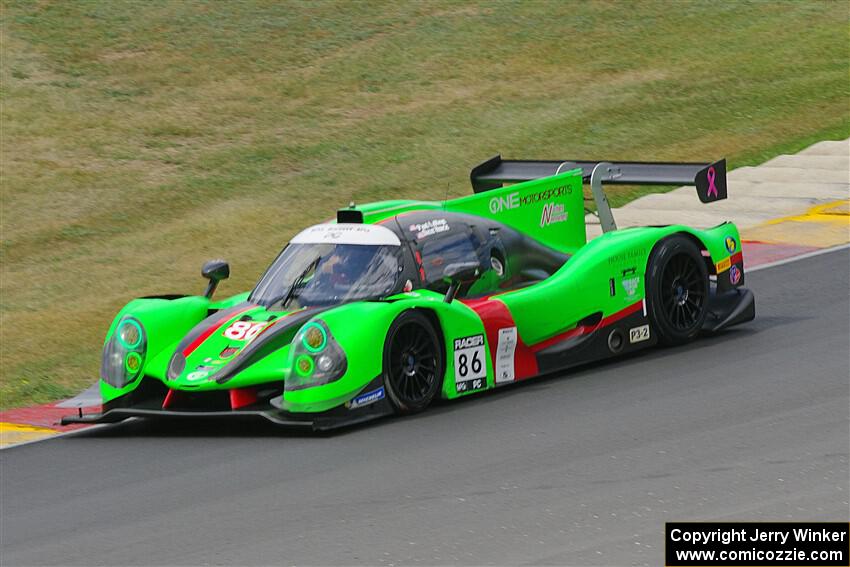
[1,0,848,408]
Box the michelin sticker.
[495,327,518,384]
[453,334,486,392]
[347,387,385,409]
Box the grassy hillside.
[1,1,848,409]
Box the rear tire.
[646,235,709,345]
[382,311,443,414]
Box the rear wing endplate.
[470,155,727,232]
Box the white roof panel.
[290,223,401,246]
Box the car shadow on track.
[64,325,765,441]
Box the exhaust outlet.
[607,329,625,353]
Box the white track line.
[748,242,849,272]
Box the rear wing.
[470,155,727,232]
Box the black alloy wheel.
[383,310,442,413]
[647,235,709,345]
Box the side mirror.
[202,259,230,299]
[442,262,482,303]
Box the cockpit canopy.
[250,224,402,309]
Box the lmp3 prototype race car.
[64,156,754,430]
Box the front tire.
[383,311,443,414]
[646,235,709,345]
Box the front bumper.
[62,375,393,431]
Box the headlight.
[101,316,147,388]
[302,322,327,352]
[286,320,347,391]
[117,318,143,349]
[316,354,334,372]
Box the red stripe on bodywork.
[182,306,253,357]
[461,297,539,380]
[162,389,179,409]
[531,324,591,353]
[600,300,643,327]
[530,300,643,353]
[414,251,426,282]
[229,387,257,410]
[730,251,743,265]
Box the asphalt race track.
[2,249,848,566]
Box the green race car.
[64,156,754,430]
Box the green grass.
[1,0,848,409]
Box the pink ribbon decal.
[707,166,718,198]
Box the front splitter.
[61,405,392,432]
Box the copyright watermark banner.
[665,522,849,566]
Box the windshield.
[250,243,401,309]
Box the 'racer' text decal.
[453,334,486,393]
